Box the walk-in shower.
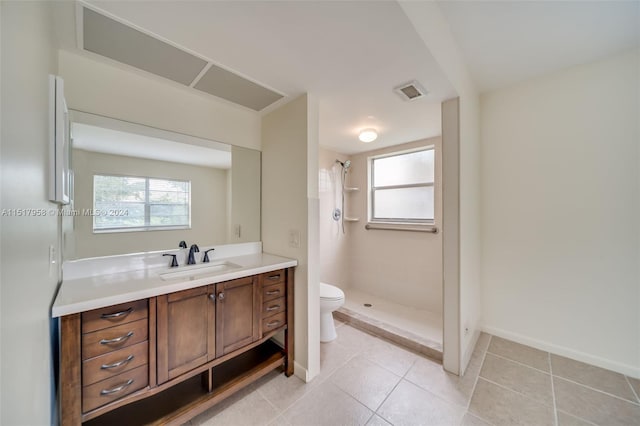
[319,145,444,360]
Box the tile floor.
[187,321,640,426]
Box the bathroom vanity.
[53,252,296,425]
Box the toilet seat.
[320,282,344,301]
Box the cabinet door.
[215,276,260,357]
[157,286,215,383]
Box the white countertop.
[52,252,297,317]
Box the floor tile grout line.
[366,355,418,417]
[360,345,417,378]
[464,337,498,426]
[372,378,402,420]
[478,376,555,409]
[485,350,551,375]
[625,375,640,404]
[552,375,640,407]
[488,345,640,406]
[556,409,600,426]
[257,386,285,420]
[328,380,378,420]
[548,352,559,426]
[467,335,492,411]
[462,412,497,426]
[399,358,474,413]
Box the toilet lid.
[320,282,344,300]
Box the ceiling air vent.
[394,80,428,101]
[81,7,284,111]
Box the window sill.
[93,225,191,234]
[365,222,438,233]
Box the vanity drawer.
[82,364,148,413]
[82,299,148,334]
[262,311,286,333]
[262,270,285,285]
[263,282,285,302]
[262,297,286,317]
[82,318,148,360]
[82,341,149,386]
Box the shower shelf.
[344,217,360,222]
[344,187,360,192]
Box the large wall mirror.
[64,111,261,260]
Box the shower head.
[336,159,351,170]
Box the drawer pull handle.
[266,305,281,312]
[266,320,281,328]
[265,290,280,296]
[100,379,134,396]
[100,331,133,345]
[101,355,134,370]
[100,307,133,319]
[267,274,281,281]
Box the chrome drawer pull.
[101,355,134,370]
[100,331,133,345]
[100,379,134,396]
[267,274,281,281]
[265,290,280,296]
[100,307,133,319]
[266,305,281,312]
[266,320,281,328]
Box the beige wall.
[59,49,261,150]
[481,50,640,377]
[343,138,443,313]
[262,94,320,381]
[0,2,59,424]
[72,149,228,258]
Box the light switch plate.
[288,230,300,248]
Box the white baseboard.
[294,362,310,382]
[482,325,640,379]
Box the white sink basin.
[160,261,241,281]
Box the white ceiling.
[438,0,640,93]
[66,1,639,155]
[72,123,232,169]
[82,0,456,154]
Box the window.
[370,148,434,223]
[93,175,191,232]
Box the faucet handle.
[203,248,215,263]
[178,240,187,249]
[163,253,179,267]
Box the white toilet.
[319,282,345,342]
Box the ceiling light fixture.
[358,128,378,143]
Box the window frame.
[368,146,435,226]
[92,173,192,234]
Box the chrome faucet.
[187,244,200,265]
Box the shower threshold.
[334,289,443,362]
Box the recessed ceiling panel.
[83,7,207,86]
[194,63,283,111]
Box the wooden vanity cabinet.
[59,267,294,426]
[156,275,260,383]
[156,285,215,383]
[215,275,260,357]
